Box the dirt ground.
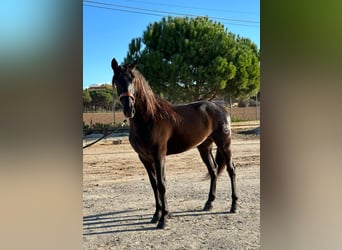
[83,132,260,249]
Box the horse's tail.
[204,149,226,180]
[215,149,226,177]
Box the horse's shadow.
[83,208,231,235]
[83,209,156,235]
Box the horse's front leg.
[153,150,169,229]
[139,156,162,223]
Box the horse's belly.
[166,144,187,155]
[166,135,209,155]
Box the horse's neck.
[130,97,152,123]
[134,91,157,119]
[129,112,152,136]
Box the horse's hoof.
[156,222,164,229]
[151,214,160,224]
[156,221,167,229]
[151,217,158,223]
[156,216,170,229]
[229,205,238,213]
[151,211,162,223]
[203,203,213,211]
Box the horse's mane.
[133,70,180,124]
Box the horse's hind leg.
[197,140,217,211]
[216,137,238,213]
[226,149,238,213]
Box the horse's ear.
[129,60,138,71]
[111,58,120,74]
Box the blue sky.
[83,0,260,88]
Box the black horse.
[111,58,237,229]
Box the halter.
[119,91,135,101]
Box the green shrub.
[231,115,250,122]
[92,122,111,129]
[83,122,89,129]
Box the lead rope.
[83,120,127,149]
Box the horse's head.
[111,58,137,118]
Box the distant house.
[88,84,110,91]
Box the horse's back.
[175,101,230,130]
[166,101,230,155]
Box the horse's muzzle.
[123,106,135,118]
[121,95,135,118]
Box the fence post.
[256,95,259,120]
[112,91,116,126]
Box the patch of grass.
[83,122,89,130]
[231,115,250,122]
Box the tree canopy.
[83,84,120,112]
[125,16,260,103]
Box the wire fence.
[83,106,260,127]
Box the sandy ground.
[83,133,260,249]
